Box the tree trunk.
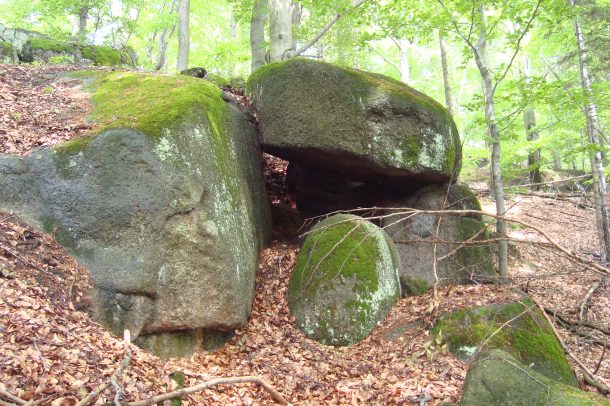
[439,31,454,116]
[176,0,190,71]
[269,0,294,62]
[78,6,89,43]
[552,150,562,171]
[230,10,237,38]
[524,108,542,188]
[398,38,410,83]
[155,0,178,71]
[571,0,610,266]
[292,1,301,51]
[475,5,508,280]
[250,0,268,71]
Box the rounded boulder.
[288,214,401,346]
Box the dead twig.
[76,330,132,406]
[543,307,610,337]
[127,376,289,406]
[579,279,602,322]
[0,388,27,405]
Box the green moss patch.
[29,38,73,54]
[79,45,123,66]
[0,41,14,55]
[65,71,224,142]
[432,300,577,386]
[289,214,401,346]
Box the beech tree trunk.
[398,38,410,83]
[176,0,190,71]
[269,0,294,62]
[474,5,508,280]
[439,31,454,116]
[155,0,178,71]
[250,0,268,71]
[552,150,563,171]
[571,0,610,266]
[524,108,542,188]
[78,6,89,43]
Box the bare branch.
[294,0,368,57]
[491,0,542,96]
[127,376,288,405]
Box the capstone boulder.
[247,58,461,187]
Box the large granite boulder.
[382,184,496,295]
[432,299,578,386]
[288,214,401,346]
[20,38,125,66]
[0,71,271,358]
[461,350,609,405]
[247,58,461,187]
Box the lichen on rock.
[288,214,401,346]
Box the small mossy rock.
[0,41,15,63]
[180,67,208,78]
[247,58,461,186]
[288,214,401,346]
[79,45,123,66]
[26,38,76,63]
[432,299,578,386]
[0,71,271,357]
[461,349,609,406]
[382,184,496,295]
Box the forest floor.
[0,64,609,405]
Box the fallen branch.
[304,207,610,278]
[0,388,27,405]
[579,279,602,322]
[127,376,289,406]
[76,330,132,406]
[544,307,610,337]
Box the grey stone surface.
[382,184,496,295]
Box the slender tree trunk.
[439,31,454,116]
[230,10,237,38]
[552,150,562,171]
[250,0,268,71]
[571,0,610,266]
[269,0,294,62]
[524,108,542,188]
[78,6,89,43]
[176,0,190,71]
[155,0,178,71]
[474,5,508,280]
[292,1,301,51]
[398,38,410,83]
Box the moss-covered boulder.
[461,350,609,406]
[432,300,578,386]
[382,184,496,295]
[288,214,401,346]
[0,71,271,358]
[79,44,124,66]
[247,58,461,187]
[0,41,15,63]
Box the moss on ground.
[79,45,122,66]
[432,300,577,386]
[29,38,73,54]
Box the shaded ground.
[0,64,608,404]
